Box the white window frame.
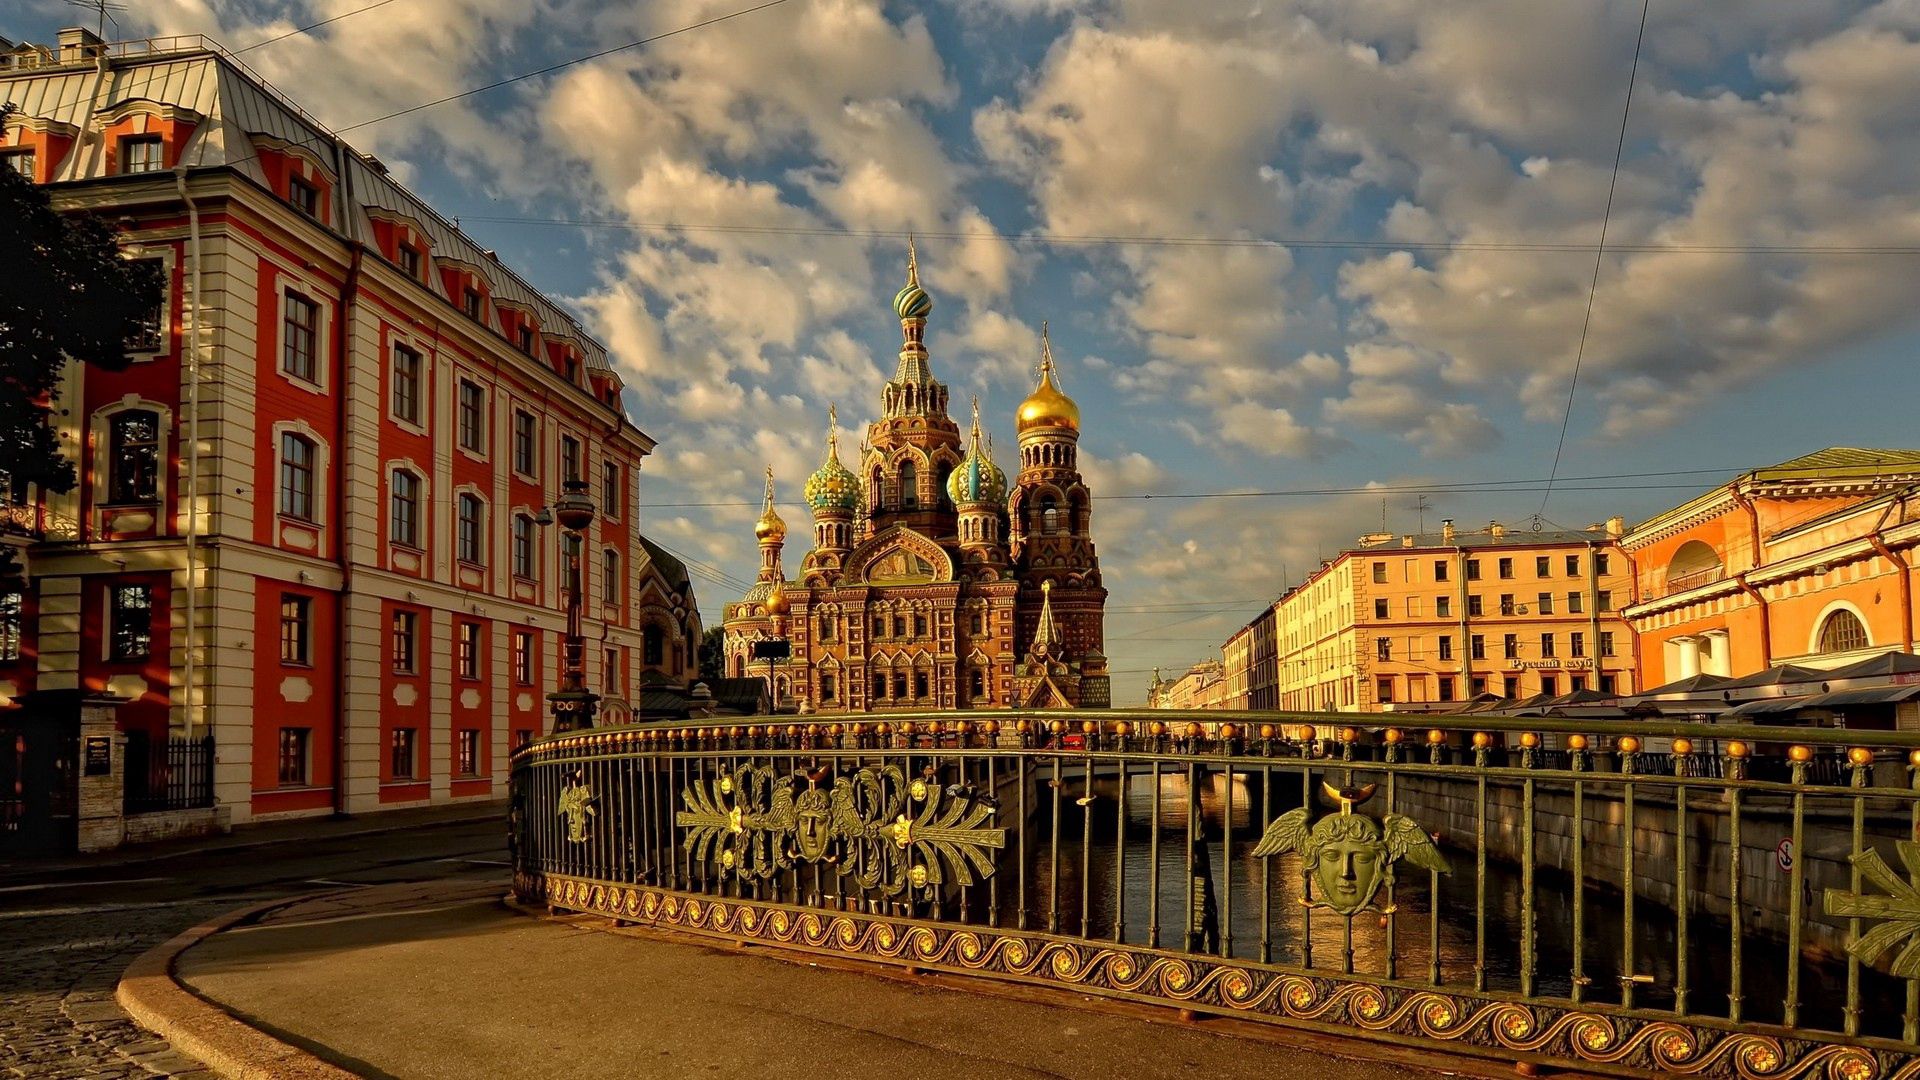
[274,279,333,393]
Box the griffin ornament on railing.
[1251,782,1450,917]
[677,763,1005,897]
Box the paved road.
[0,819,509,1079]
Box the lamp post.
[547,478,598,733]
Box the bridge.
[513,709,1920,1080]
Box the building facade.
[0,31,685,824]
[1269,521,1637,711]
[1621,448,1920,686]
[721,253,1109,711]
[1148,660,1225,710]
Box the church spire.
[1032,579,1059,657]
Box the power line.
[231,0,403,55]
[1539,0,1651,516]
[457,213,1920,257]
[334,0,794,133]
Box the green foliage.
[0,106,163,506]
[698,625,726,683]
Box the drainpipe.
[332,134,365,814]
[1868,492,1913,655]
[1587,540,1603,691]
[173,168,202,736]
[1728,488,1771,669]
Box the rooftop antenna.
[62,0,125,38]
[1409,494,1431,534]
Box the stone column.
[75,694,127,853]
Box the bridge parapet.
[511,709,1920,1079]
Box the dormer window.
[462,287,482,320]
[288,175,319,217]
[1,149,33,180]
[563,356,579,383]
[517,325,535,354]
[120,135,163,175]
[397,245,420,278]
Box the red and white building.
[0,30,676,823]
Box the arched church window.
[1041,497,1061,535]
[1817,609,1869,654]
[870,467,886,512]
[900,462,918,510]
[642,625,664,666]
[969,668,986,698]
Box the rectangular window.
[456,730,480,777]
[109,585,152,661]
[1539,675,1558,697]
[513,412,538,476]
[458,380,485,452]
[1375,677,1394,703]
[0,590,21,661]
[1571,631,1586,658]
[517,324,536,354]
[1498,557,1514,579]
[561,436,581,483]
[279,433,315,520]
[602,549,621,606]
[1503,676,1519,699]
[1567,591,1583,614]
[1570,674,1588,693]
[513,630,534,685]
[1499,593,1515,615]
[1566,554,1580,576]
[390,471,420,548]
[288,175,319,216]
[872,616,885,638]
[894,616,907,638]
[282,291,319,382]
[1599,673,1617,694]
[458,621,481,679]
[1597,590,1613,612]
[913,614,927,637]
[512,516,537,579]
[1465,558,1481,581]
[1437,677,1455,702]
[279,594,310,665]
[1470,634,1485,660]
[1600,631,1616,657]
[893,672,908,700]
[120,135,163,174]
[1433,559,1449,582]
[604,647,619,696]
[1536,556,1550,577]
[391,344,421,423]
[277,727,310,786]
[126,258,164,350]
[821,673,837,702]
[1503,633,1518,660]
[1537,592,1553,615]
[1436,595,1451,618]
[966,612,980,636]
[462,286,482,320]
[1541,633,1556,658]
[390,728,416,780]
[1373,598,1388,619]
[108,411,160,504]
[397,245,420,278]
[1595,553,1611,575]
[1438,635,1454,661]
[1467,594,1483,617]
[1375,637,1391,661]
[872,673,887,699]
[913,671,929,699]
[457,494,484,564]
[1371,562,1387,583]
[601,461,620,517]
[1,149,34,178]
[392,610,417,673]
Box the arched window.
[108,410,160,503]
[818,612,834,642]
[1817,609,1869,654]
[969,667,986,699]
[512,514,537,579]
[456,493,484,564]
[870,467,886,512]
[1665,541,1724,593]
[279,433,316,520]
[1040,496,1060,535]
[643,624,664,666]
[389,470,421,547]
[899,461,918,510]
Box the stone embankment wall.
[1392,774,1909,959]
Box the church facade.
[721,249,1109,712]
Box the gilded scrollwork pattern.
[522,871,1920,1080]
[675,762,1005,897]
[1824,840,1920,978]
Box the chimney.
[57,26,104,64]
[1401,535,1415,548]
[1606,515,1626,540]
[1489,520,1506,540]
[1441,518,1456,545]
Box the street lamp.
[547,477,598,733]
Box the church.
[721,247,1109,711]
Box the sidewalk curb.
[117,893,363,1080]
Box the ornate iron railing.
[510,710,1920,1079]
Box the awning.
[1801,685,1920,708]
[1724,696,1817,715]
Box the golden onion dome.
[766,581,790,615]
[754,466,787,542]
[1017,322,1079,434]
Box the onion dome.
[766,580,790,616]
[804,405,861,514]
[754,466,787,542]
[947,397,1008,508]
[1017,321,1080,434]
[892,236,933,321]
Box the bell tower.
[864,238,963,540]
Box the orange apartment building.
[1621,448,1920,685]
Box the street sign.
[751,639,791,660]
[1776,838,1794,873]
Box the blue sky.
[15,0,1920,700]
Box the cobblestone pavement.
[0,818,507,1079]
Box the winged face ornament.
[1251,782,1451,917]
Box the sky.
[13,0,1920,703]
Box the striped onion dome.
[893,237,933,320]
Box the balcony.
[1660,564,1726,597]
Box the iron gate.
[0,709,78,857]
